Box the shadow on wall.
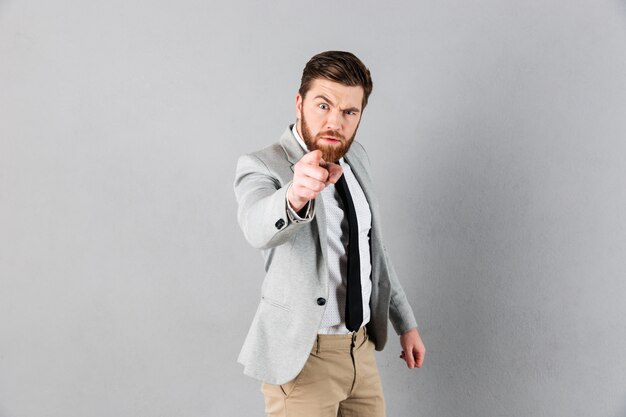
[401,112,539,415]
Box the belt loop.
[316,334,321,354]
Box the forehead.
[305,78,364,109]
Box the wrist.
[287,184,307,212]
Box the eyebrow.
[313,95,361,113]
[314,95,334,106]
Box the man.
[234,51,425,417]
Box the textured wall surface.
[1,0,626,416]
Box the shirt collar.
[291,123,308,152]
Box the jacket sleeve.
[385,246,419,334]
[234,153,313,250]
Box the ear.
[295,94,303,120]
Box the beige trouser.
[262,327,386,417]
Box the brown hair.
[299,51,373,109]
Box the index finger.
[321,161,343,185]
[404,349,416,369]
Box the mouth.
[319,136,341,144]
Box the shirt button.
[275,219,285,229]
[316,297,326,306]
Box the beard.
[300,114,358,162]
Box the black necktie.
[335,172,363,332]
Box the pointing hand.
[288,150,343,212]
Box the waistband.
[312,326,368,353]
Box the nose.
[325,110,342,131]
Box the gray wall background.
[1,0,626,416]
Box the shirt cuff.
[286,184,315,223]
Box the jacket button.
[275,219,285,229]
[316,297,326,306]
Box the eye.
[318,103,329,110]
[344,110,356,116]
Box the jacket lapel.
[279,125,305,170]
[344,151,376,213]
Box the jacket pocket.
[255,296,293,337]
[260,296,291,312]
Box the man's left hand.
[399,328,425,369]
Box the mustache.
[316,130,346,142]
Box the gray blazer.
[234,126,418,385]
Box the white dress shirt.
[287,124,372,334]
